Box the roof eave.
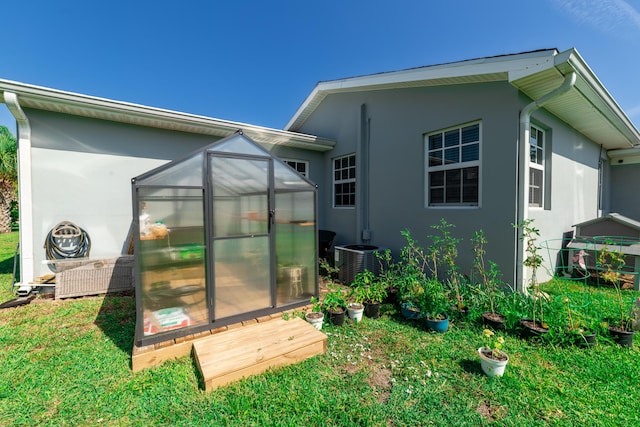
[0,79,336,152]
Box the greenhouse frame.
[132,131,318,346]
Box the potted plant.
[350,270,388,319]
[561,295,596,347]
[472,230,507,330]
[516,219,549,337]
[428,219,467,314]
[395,229,431,320]
[419,277,450,333]
[397,275,423,320]
[323,282,347,326]
[305,296,324,330]
[346,301,364,322]
[598,241,636,347]
[478,329,509,377]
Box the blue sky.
[2,0,640,136]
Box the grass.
[1,231,640,426]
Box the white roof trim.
[0,79,335,152]
[285,48,640,150]
[286,49,558,131]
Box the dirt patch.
[477,401,507,422]
[367,364,392,403]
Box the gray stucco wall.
[298,82,521,284]
[25,108,318,277]
[296,81,604,288]
[610,163,640,221]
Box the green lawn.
[1,231,640,426]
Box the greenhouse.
[132,131,318,346]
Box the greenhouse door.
[209,154,273,321]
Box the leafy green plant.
[418,277,450,320]
[471,229,507,315]
[515,219,547,327]
[310,296,322,312]
[350,270,388,304]
[481,328,506,358]
[323,282,347,313]
[597,240,632,330]
[429,219,464,310]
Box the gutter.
[515,72,576,291]
[4,92,35,295]
[0,78,336,152]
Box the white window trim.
[424,121,482,208]
[333,153,356,209]
[528,124,545,209]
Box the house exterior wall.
[610,163,640,221]
[296,81,605,288]
[24,108,318,278]
[298,82,521,285]
[525,104,602,282]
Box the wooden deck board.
[193,317,326,391]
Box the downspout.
[515,71,576,291]
[357,104,372,243]
[4,92,36,295]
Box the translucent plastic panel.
[210,155,269,238]
[137,188,207,337]
[275,191,316,305]
[136,152,203,187]
[208,134,270,157]
[274,161,315,190]
[214,236,271,318]
[137,188,205,229]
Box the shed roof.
[285,48,640,150]
[573,213,640,232]
[0,79,335,152]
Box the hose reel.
[44,221,91,260]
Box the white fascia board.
[0,79,335,152]
[286,50,559,131]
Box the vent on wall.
[334,244,383,285]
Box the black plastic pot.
[609,326,634,348]
[482,312,506,331]
[576,331,597,347]
[327,309,345,326]
[519,319,549,338]
[364,301,381,319]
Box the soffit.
[0,80,335,152]
[510,56,639,150]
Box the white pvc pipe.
[515,72,577,291]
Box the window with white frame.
[425,122,480,206]
[529,125,545,208]
[283,159,308,177]
[333,154,356,207]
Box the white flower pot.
[347,303,364,322]
[305,312,324,330]
[478,347,509,377]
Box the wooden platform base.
[193,317,326,391]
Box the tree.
[0,126,17,233]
